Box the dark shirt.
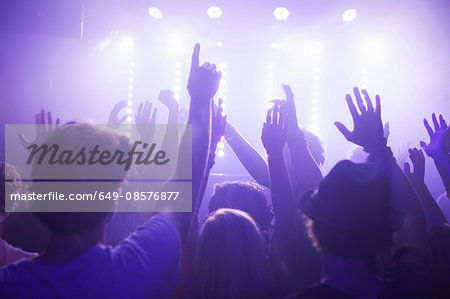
[287,247,432,299]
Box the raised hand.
[210,98,227,153]
[19,109,60,147]
[159,90,178,109]
[187,44,221,100]
[107,100,128,129]
[404,148,425,186]
[262,103,287,155]
[135,101,157,141]
[281,84,301,141]
[420,113,449,158]
[335,87,386,152]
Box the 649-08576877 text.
[9,191,180,201]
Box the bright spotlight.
[273,7,290,20]
[207,6,223,18]
[217,41,224,47]
[270,42,280,49]
[342,9,357,22]
[116,36,134,57]
[217,150,225,157]
[360,38,389,62]
[148,7,163,19]
[166,34,187,54]
[120,36,133,49]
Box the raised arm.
[161,44,220,240]
[107,100,128,129]
[135,100,157,143]
[282,84,323,197]
[404,147,448,228]
[420,113,450,194]
[169,44,221,298]
[335,87,427,253]
[19,109,61,148]
[262,103,296,294]
[224,120,270,188]
[196,98,227,206]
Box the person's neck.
[35,224,105,264]
[321,254,384,299]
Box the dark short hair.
[305,217,393,261]
[209,181,273,241]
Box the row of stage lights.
[123,60,371,145]
[148,7,357,22]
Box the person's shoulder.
[134,214,181,241]
[114,214,181,256]
[387,246,431,276]
[380,247,433,298]
[0,258,34,282]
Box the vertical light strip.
[126,61,135,125]
[311,67,320,131]
[174,62,182,100]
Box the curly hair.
[208,181,273,242]
[305,217,393,261]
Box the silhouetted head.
[31,123,130,237]
[302,128,326,167]
[300,160,402,262]
[197,208,269,299]
[346,145,369,163]
[208,181,273,242]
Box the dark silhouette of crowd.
[0,44,449,299]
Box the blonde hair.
[197,208,269,299]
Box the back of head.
[301,160,400,262]
[302,128,326,167]
[31,123,131,237]
[197,208,268,299]
[208,181,273,241]
[346,145,369,163]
